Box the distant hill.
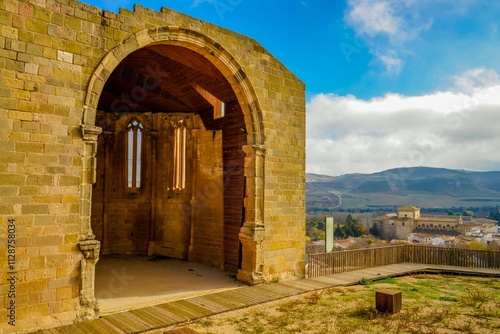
[307,167,500,211]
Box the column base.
[237,268,265,285]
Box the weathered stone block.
[34,32,52,47]
[51,12,64,26]
[33,302,50,317]
[26,18,47,34]
[64,16,82,30]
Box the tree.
[488,210,500,225]
[306,221,320,240]
[334,224,345,239]
[345,214,356,224]
[469,240,487,250]
[462,210,474,217]
[337,214,365,238]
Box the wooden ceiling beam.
[98,46,237,113]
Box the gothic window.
[127,119,143,188]
[173,123,186,190]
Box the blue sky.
[81,0,500,175]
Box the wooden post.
[376,289,402,314]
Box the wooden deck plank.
[229,287,285,304]
[71,319,119,334]
[174,300,214,318]
[252,284,297,298]
[187,295,234,313]
[157,300,212,321]
[36,328,64,334]
[97,318,130,334]
[425,265,500,275]
[333,272,374,282]
[101,314,138,332]
[64,324,92,334]
[129,307,172,328]
[213,290,259,307]
[317,274,359,285]
[270,282,313,295]
[198,295,245,311]
[164,328,199,334]
[42,328,66,334]
[307,276,358,286]
[102,313,151,332]
[246,285,296,298]
[279,279,330,292]
[142,305,188,325]
[116,311,159,329]
[252,285,295,297]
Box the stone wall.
[91,112,225,262]
[0,0,305,332]
[377,219,417,240]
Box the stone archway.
[78,27,267,316]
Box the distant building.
[408,233,433,244]
[373,205,497,241]
[476,233,500,248]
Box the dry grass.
[174,274,500,334]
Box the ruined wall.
[92,112,154,255]
[91,112,226,266]
[0,0,305,332]
[188,127,225,268]
[253,53,306,281]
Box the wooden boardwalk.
[36,264,500,334]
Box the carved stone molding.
[78,239,101,260]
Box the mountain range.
[307,167,500,211]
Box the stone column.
[77,240,101,320]
[101,130,113,254]
[78,123,102,319]
[188,126,199,261]
[148,130,158,255]
[81,124,102,238]
[237,145,265,285]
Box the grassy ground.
[178,274,500,334]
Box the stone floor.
[95,255,243,314]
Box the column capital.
[242,144,265,157]
[81,125,102,142]
[78,239,101,260]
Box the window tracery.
[127,119,143,188]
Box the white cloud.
[191,0,214,8]
[346,0,400,38]
[345,0,432,74]
[379,52,404,75]
[451,67,500,94]
[307,68,500,175]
